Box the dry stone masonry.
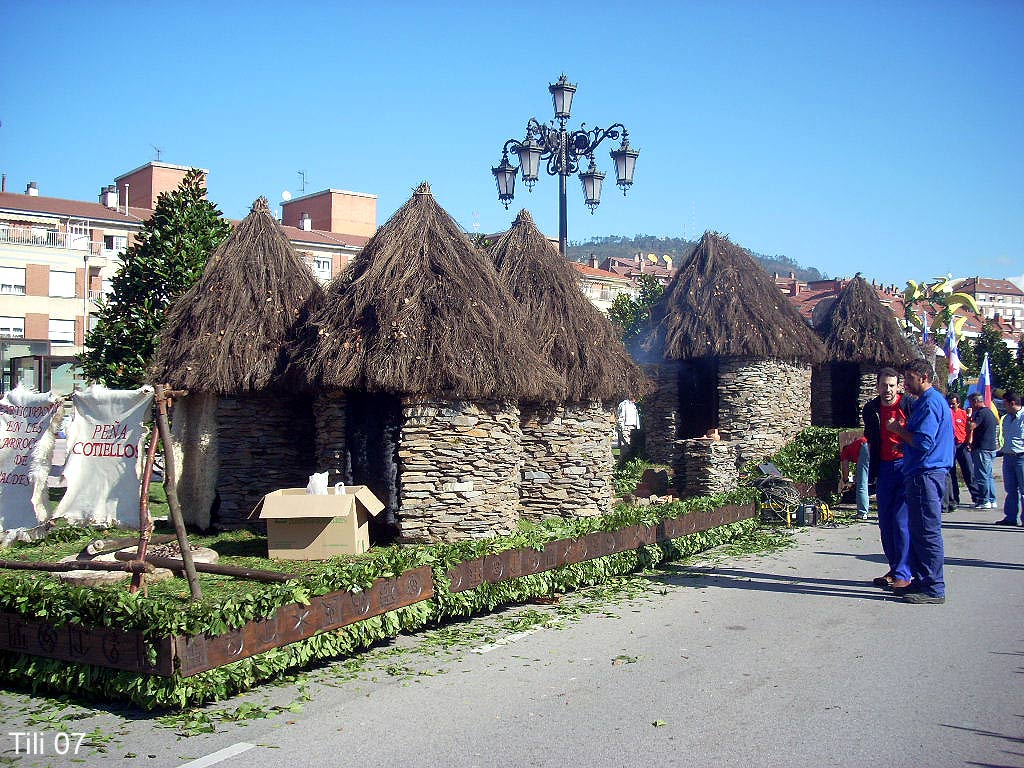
[519,402,615,520]
[810,363,833,427]
[313,392,348,484]
[718,357,812,466]
[858,368,878,424]
[396,398,521,544]
[643,363,680,466]
[214,394,315,529]
[679,437,739,497]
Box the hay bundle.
[488,210,650,403]
[638,231,824,363]
[153,197,322,393]
[292,183,563,401]
[818,275,914,366]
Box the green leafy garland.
[0,490,756,709]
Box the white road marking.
[178,742,257,768]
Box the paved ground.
[0,492,1020,768]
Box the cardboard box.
[256,486,385,560]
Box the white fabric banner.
[54,385,154,528]
[0,386,62,532]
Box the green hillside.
[566,235,826,282]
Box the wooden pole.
[0,558,154,574]
[112,550,296,583]
[129,418,160,592]
[154,384,202,600]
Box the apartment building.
[0,162,374,394]
[953,276,1024,325]
[571,260,636,314]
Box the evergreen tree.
[609,274,664,343]
[80,169,231,388]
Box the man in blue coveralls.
[885,359,954,604]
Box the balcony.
[0,224,93,251]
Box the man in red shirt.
[862,367,913,590]
[946,394,975,507]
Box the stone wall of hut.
[396,398,521,543]
[518,402,614,520]
[213,393,316,529]
[718,357,812,466]
[643,363,680,467]
[679,437,739,497]
[811,363,833,427]
[313,392,348,484]
[858,367,878,424]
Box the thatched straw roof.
[488,210,650,402]
[637,231,825,363]
[817,274,915,365]
[290,183,563,400]
[152,197,322,394]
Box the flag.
[921,312,930,344]
[944,324,961,383]
[979,353,993,407]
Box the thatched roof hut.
[488,209,649,403]
[487,209,649,520]
[636,231,824,489]
[292,183,562,401]
[811,275,915,427]
[152,196,322,530]
[153,196,322,392]
[638,231,824,364]
[817,275,914,366]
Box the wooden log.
[80,534,177,560]
[0,558,154,574]
[112,551,297,583]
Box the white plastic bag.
[306,471,329,495]
[334,482,346,495]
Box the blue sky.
[2,0,1021,285]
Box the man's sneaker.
[993,519,1018,526]
[857,513,869,520]
[903,592,945,604]
[974,502,988,509]
[987,502,997,509]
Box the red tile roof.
[571,262,633,282]
[0,191,369,248]
[955,277,1024,296]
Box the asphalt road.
[1,495,1020,768]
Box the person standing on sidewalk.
[862,367,912,590]
[886,360,954,605]
[996,391,1023,527]
[947,394,975,507]
[968,393,998,509]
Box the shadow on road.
[646,563,895,601]
[943,720,1024,768]
[813,551,1024,572]
[940,521,1024,533]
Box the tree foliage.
[960,322,1024,395]
[80,169,231,388]
[608,274,664,342]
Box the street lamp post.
[492,74,639,256]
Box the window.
[313,257,332,281]
[599,285,611,301]
[48,319,76,345]
[102,234,128,254]
[49,270,76,298]
[0,267,26,295]
[0,316,24,338]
